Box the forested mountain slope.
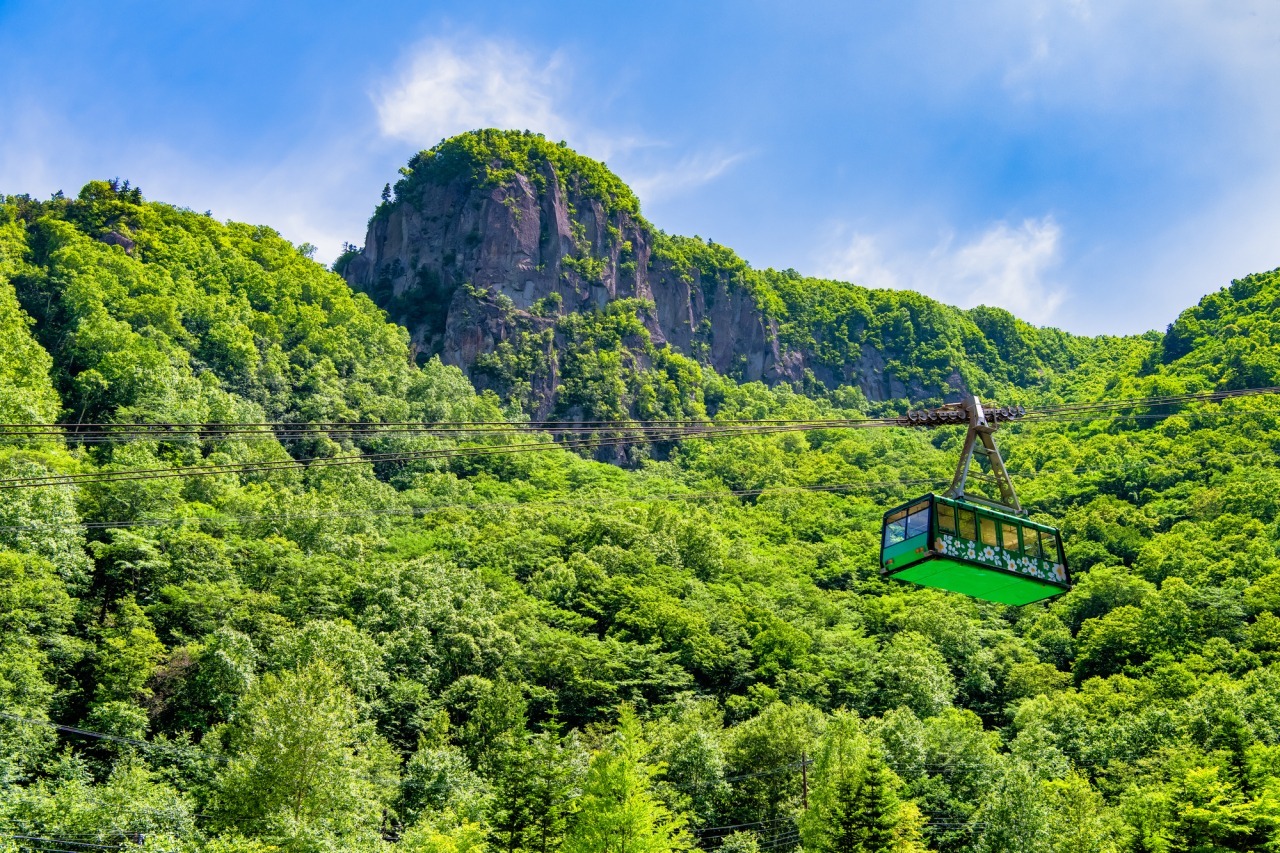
[340,131,1107,418]
[1,179,1279,852]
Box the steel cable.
[0,420,906,491]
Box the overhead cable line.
[2,383,1276,442]
[1018,385,1280,418]
[0,479,947,533]
[6,439,1277,534]
[2,385,1277,491]
[0,712,225,764]
[0,426,720,490]
[0,415,879,431]
[0,420,908,491]
[3,836,123,852]
[0,422,881,445]
[5,439,1279,534]
[0,416,894,444]
[692,817,796,835]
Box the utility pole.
[801,752,809,810]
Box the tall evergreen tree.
[848,752,907,852]
[483,728,585,853]
[563,706,691,853]
[801,712,922,853]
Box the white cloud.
[2,36,751,268]
[375,40,571,145]
[623,149,749,204]
[372,38,748,209]
[0,100,390,266]
[818,218,1066,325]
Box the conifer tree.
[848,752,905,851]
[563,706,691,853]
[800,712,922,853]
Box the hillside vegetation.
[1,180,1280,852]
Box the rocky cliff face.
[341,131,1077,418]
[341,134,803,416]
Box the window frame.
[936,501,957,535]
[1000,521,1021,552]
[905,503,931,539]
[882,507,909,549]
[977,514,999,548]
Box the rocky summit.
[339,130,1095,419]
[340,130,796,415]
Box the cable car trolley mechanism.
[880,396,1071,605]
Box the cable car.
[880,398,1071,605]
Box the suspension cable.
[0,386,1276,491]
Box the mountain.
[2,172,1280,851]
[340,130,1105,418]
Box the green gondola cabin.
[880,494,1070,605]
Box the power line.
[0,417,896,444]
[0,384,1275,492]
[0,415,881,431]
[0,479,945,533]
[0,423,756,489]
[0,385,1276,491]
[3,836,123,851]
[2,412,1268,495]
[0,420,915,491]
[692,816,797,835]
[1014,410,1280,426]
[754,832,801,851]
[0,712,225,764]
[1,383,1274,438]
[4,436,1277,535]
[0,384,1274,447]
[0,420,896,445]
[1020,385,1280,416]
[722,759,811,783]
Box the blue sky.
[2,1,1278,334]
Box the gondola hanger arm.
[898,396,1024,514]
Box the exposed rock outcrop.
[339,131,1046,417]
[341,139,801,415]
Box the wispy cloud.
[375,39,571,146]
[0,98,388,266]
[623,149,750,204]
[818,218,1066,325]
[995,0,1280,119]
[372,37,747,207]
[3,36,751,268]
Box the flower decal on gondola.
[933,529,1065,585]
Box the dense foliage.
[379,129,641,223]
[2,180,1280,853]
[648,232,1105,401]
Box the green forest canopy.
[1,180,1279,852]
